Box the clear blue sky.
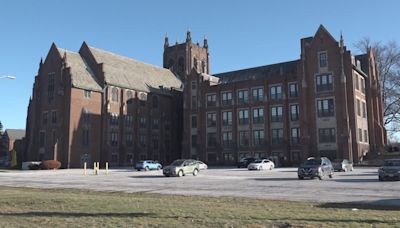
[0,0,399,130]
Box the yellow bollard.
[84,162,87,176]
[105,162,108,175]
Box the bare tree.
[355,38,400,139]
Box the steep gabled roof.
[4,129,25,140]
[215,60,298,84]
[87,46,182,93]
[57,48,102,92]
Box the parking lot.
[0,167,399,207]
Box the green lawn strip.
[0,186,398,227]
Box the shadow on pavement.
[318,199,400,211]
[253,177,300,181]
[129,175,165,179]
[332,178,379,183]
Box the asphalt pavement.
[0,167,399,207]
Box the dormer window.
[111,87,118,102]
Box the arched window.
[178,57,184,73]
[193,58,198,70]
[152,95,158,108]
[111,87,118,102]
[126,90,133,104]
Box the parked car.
[332,159,354,172]
[248,159,275,170]
[297,157,334,180]
[163,159,200,177]
[378,159,400,181]
[135,160,162,171]
[195,160,208,170]
[237,157,256,168]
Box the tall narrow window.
[317,99,334,117]
[51,111,57,124]
[252,88,264,102]
[316,74,333,91]
[207,94,217,107]
[290,104,299,121]
[48,73,55,103]
[357,99,361,116]
[271,106,283,122]
[271,129,283,145]
[221,91,232,106]
[111,87,118,102]
[253,130,265,146]
[238,90,249,104]
[291,128,300,144]
[42,112,48,125]
[239,131,250,147]
[289,83,298,98]
[270,85,282,100]
[222,132,233,147]
[222,111,233,126]
[252,108,264,124]
[207,113,217,127]
[191,115,197,128]
[238,109,249,125]
[319,52,327,68]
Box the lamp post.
[0,76,16,80]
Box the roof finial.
[186,29,192,43]
[203,35,208,49]
[40,57,43,66]
[340,31,344,49]
[164,32,169,49]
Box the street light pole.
[0,76,16,80]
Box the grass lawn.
[0,186,398,227]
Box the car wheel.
[298,176,304,180]
[329,173,333,178]
[343,167,347,172]
[350,166,354,171]
[144,166,149,171]
[136,169,140,171]
[193,169,199,176]
[178,170,183,177]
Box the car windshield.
[253,160,263,163]
[137,161,144,164]
[333,159,342,163]
[303,159,321,166]
[170,160,185,166]
[384,160,400,167]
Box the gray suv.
[298,157,334,180]
[378,159,400,181]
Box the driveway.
[0,167,398,207]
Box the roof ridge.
[88,46,171,73]
[215,59,299,75]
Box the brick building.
[174,25,386,165]
[25,42,183,168]
[25,25,386,167]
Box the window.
[359,128,363,142]
[221,91,232,106]
[222,131,233,147]
[152,119,159,129]
[51,111,57,124]
[125,115,133,127]
[207,133,217,147]
[238,90,249,104]
[109,113,119,125]
[319,128,336,143]
[291,128,300,144]
[191,116,197,128]
[271,129,283,145]
[223,153,234,161]
[191,135,197,148]
[319,52,327,68]
[84,90,91,99]
[355,75,360,90]
[360,77,366,93]
[270,85,282,100]
[239,131,250,147]
[317,99,334,117]
[316,74,333,91]
[364,130,368,142]
[289,83,298,98]
[238,109,249,125]
[139,135,146,147]
[222,111,233,126]
[48,73,55,103]
[152,135,159,150]
[362,102,366,118]
[139,117,146,128]
[252,108,264,124]
[191,81,197,90]
[357,99,361,116]
[126,133,133,147]
[39,131,45,148]
[207,113,217,127]
[191,96,197,109]
[253,130,265,146]
[271,106,283,122]
[152,96,158,108]
[207,94,217,107]
[111,87,118,102]
[290,104,299,121]
[126,91,134,104]
[252,87,264,102]
[82,129,89,146]
[110,131,118,146]
[42,112,48,125]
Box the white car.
[248,159,275,170]
[196,160,208,170]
